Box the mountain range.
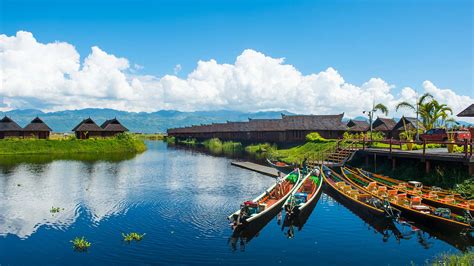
[1,109,471,133]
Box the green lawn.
[0,135,147,155]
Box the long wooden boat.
[355,167,464,199]
[350,167,473,216]
[284,167,323,218]
[321,166,395,217]
[341,168,473,232]
[228,169,301,231]
[266,158,294,174]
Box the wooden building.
[391,116,424,139]
[457,104,474,117]
[372,117,396,138]
[23,117,52,139]
[100,118,129,137]
[346,119,370,132]
[0,116,22,139]
[72,118,103,139]
[167,113,348,143]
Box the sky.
[0,0,473,119]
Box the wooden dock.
[231,161,279,177]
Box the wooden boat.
[355,167,464,199]
[228,169,301,231]
[321,165,395,217]
[341,168,473,232]
[284,167,323,218]
[350,167,473,216]
[266,158,294,174]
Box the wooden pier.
[231,161,279,177]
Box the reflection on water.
[0,141,471,265]
[0,153,137,239]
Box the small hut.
[72,118,103,139]
[346,119,370,132]
[372,117,396,138]
[23,117,52,139]
[0,116,22,139]
[391,116,424,140]
[100,118,129,137]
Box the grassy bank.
[135,133,165,140]
[0,134,147,155]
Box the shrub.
[306,132,330,143]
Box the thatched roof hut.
[347,119,370,132]
[100,118,129,136]
[72,118,103,139]
[23,117,52,139]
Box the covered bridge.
[167,113,348,143]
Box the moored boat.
[350,167,473,216]
[228,169,301,231]
[321,166,397,218]
[284,167,323,218]
[341,168,473,232]
[266,158,294,174]
[355,167,464,199]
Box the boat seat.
[410,196,422,206]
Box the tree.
[396,93,433,139]
[365,103,389,140]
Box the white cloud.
[0,31,472,121]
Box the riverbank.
[0,134,147,155]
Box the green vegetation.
[122,232,146,242]
[305,132,331,143]
[135,133,165,140]
[454,179,474,199]
[164,136,176,144]
[270,141,336,164]
[203,138,243,155]
[0,133,146,155]
[178,138,198,145]
[430,252,473,266]
[71,237,91,251]
[50,207,62,213]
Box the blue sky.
[0,0,472,115]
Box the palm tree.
[365,103,389,140]
[396,92,433,140]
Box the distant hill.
[0,109,295,133]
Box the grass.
[0,133,147,155]
[270,141,337,164]
[71,237,91,251]
[122,232,146,242]
[135,133,165,140]
[202,138,243,155]
[430,252,473,265]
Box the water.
[0,141,471,265]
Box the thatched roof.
[100,118,129,132]
[347,119,369,132]
[23,117,52,132]
[372,117,396,132]
[392,116,425,131]
[281,113,347,131]
[72,118,103,132]
[0,116,22,131]
[457,104,474,117]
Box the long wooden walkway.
[231,161,279,177]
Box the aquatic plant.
[431,251,473,265]
[50,207,61,213]
[70,237,91,251]
[122,232,146,242]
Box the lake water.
[0,141,471,265]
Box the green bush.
[306,132,330,143]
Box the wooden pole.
[423,139,426,157]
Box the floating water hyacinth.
[71,237,91,251]
[50,207,61,213]
[122,232,146,242]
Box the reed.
[431,252,473,265]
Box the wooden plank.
[231,161,280,177]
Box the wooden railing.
[340,138,473,160]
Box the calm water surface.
[0,141,471,265]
